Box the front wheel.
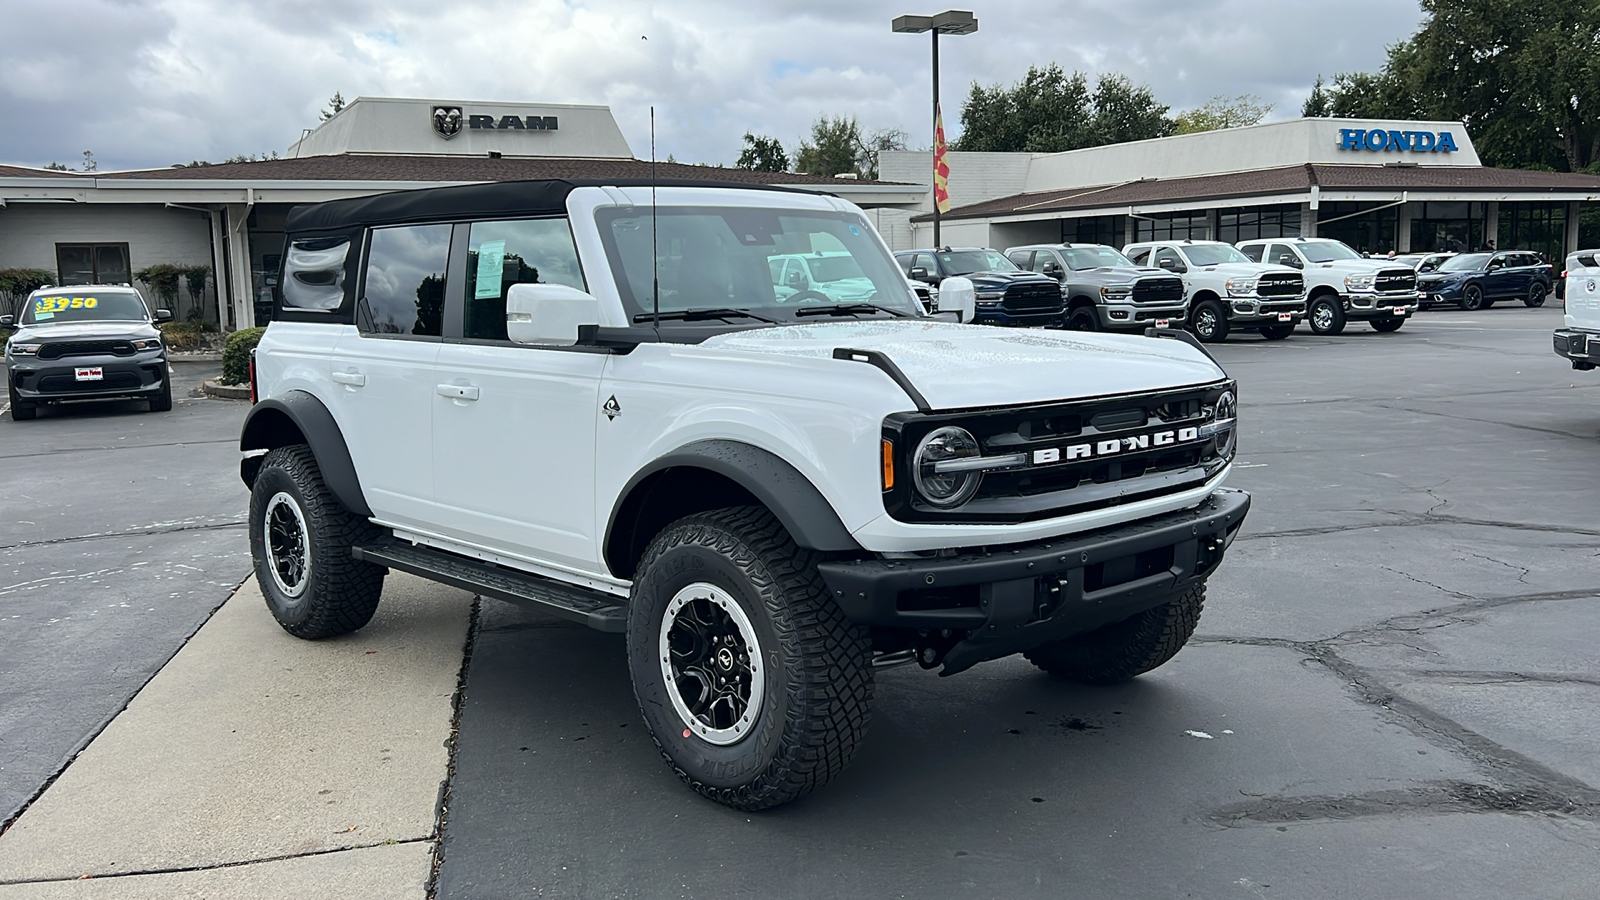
[1066,308,1099,331]
[8,384,36,421]
[1024,584,1206,684]
[1525,283,1547,308]
[1190,300,1230,343]
[1460,284,1485,310]
[1371,317,1405,333]
[626,506,873,810]
[1308,296,1346,335]
[1258,325,1294,340]
[147,365,173,412]
[248,445,385,639]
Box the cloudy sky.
[1,0,1425,172]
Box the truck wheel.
[147,366,173,412]
[248,445,385,639]
[1024,583,1205,685]
[1525,283,1546,308]
[1257,325,1294,340]
[1066,308,1099,331]
[1460,284,1485,310]
[1308,297,1346,335]
[1371,317,1404,333]
[8,385,36,421]
[626,506,873,810]
[1190,301,1229,343]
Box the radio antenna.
[650,106,661,340]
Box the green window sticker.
[474,240,506,299]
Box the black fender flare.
[604,439,861,578]
[238,391,371,517]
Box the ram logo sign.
[430,110,560,139]
[1338,128,1459,153]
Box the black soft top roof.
[284,178,815,235]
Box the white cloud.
[0,0,1425,171]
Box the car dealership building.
[876,118,1600,263]
[0,97,921,330]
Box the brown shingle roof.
[94,154,898,185]
[924,164,1600,221]
[0,164,81,178]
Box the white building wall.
[288,97,635,159]
[0,204,216,315]
[879,150,1032,214]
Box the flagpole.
[932,28,940,248]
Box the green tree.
[795,115,864,177]
[858,127,908,181]
[43,161,69,171]
[1173,94,1273,135]
[955,65,1169,153]
[79,150,97,172]
[736,133,790,172]
[1302,76,1332,117]
[1090,74,1173,145]
[320,91,346,122]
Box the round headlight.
[1212,390,1237,458]
[913,426,983,508]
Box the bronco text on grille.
[883,381,1237,524]
[1132,277,1185,303]
[1256,273,1304,297]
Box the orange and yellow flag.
[933,105,951,214]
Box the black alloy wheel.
[1025,584,1207,684]
[1191,300,1229,343]
[1308,296,1346,335]
[1066,308,1099,331]
[1460,284,1486,310]
[1526,282,1547,308]
[1258,325,1294,340]
[1371,317,1405,333]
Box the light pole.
[892,10,977,249]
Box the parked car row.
[896,237,1557,343]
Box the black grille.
[38,372,143,392]
[1375,269,1417,293]
[37,341,136,360]
[1131,277,1185,303]
[1003,281,1065,312]
[1256,273,1304,297]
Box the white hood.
[1194,262,1298,278]
[703,320,1225,410]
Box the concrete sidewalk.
[0,574,473,899]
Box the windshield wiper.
[632,307,779,324]
[794,303,908,318]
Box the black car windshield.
[938,249,1017,275]
[1182,244,1251,266]
[1438,253,1491,273]
[1062,247,1134,269]
[1298,241,1362,263]
[23,290,149,325]
[595,207,919,321]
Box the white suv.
[1123,240,1305,342]
[1554,249,1600,370]
[1237,238,1419,335]
[241,179,1250,809]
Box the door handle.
[437,384,480,401]
[331,371,366,387]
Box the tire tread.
[1023,584,1206,685]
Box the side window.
[1267,244,1300,268]
[361,224,451,337]
[463,218,585,341]
[1126,247,1151,266]
[1576,254,1598,269]
[1006,250,1032,269]
[895,254,913,276]
[1239,244,1264,263]
[769,257,787,285]
[1153,247,1182,271]
[913,252,938,276]
[1030,252,1056,274]
[282,238,350,310]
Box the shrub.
[133,263,185,317]
[159,321,205,351]
[221,326,265,385]
[0,267,55,319]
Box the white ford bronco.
[240,179,1250,809]
[1236,237,1419,335]
[1124,240,1305,343]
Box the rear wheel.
[1525,282,1547,308]
[1308,296,1346,335]
[1066,307,1099,331]
[1257,325,1294,340]
[1190,300,1230,343]
[1024,584,1206,684]
[1460,284,1485,310]
[626,506,873,810]
[1371,317,1405,333]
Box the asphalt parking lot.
[2,310,1598,898]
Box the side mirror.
[0,315,13,327]
[1158,259,1185,273]
[505,283,600,347]
[908,266,930,283]
[1043,262,1063,279]
[938,276,976,324]
[1487,260,1502,271]
[155,309,173,323]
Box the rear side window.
[281,238,350,310]
[462,218,585,341]
[1126,247,1150,266]
[361,224,451,337]
[1576,254,1598,269]
[1239,244,1264,263]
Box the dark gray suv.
[3,286,173,420]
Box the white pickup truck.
[1237,237,1419,335]
[1124,240,1306,342]
[240,178,1249,809]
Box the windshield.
[1438,253,1491,273]
[1182,244,1251,266]
[938,249,1017,276]
[1062,247,1134,269]
[1298,241,1362,263]
[596,207,920,320]
[22,290,149,325]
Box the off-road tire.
[147,366,173,412]
[248,445,385,639]
[1191,300,1230,343]
[626,506,873,811]
[1460,284,1485,310]
[1258,325,1294,340]
[1371,317,1405,333]
[8,385,36,421]
[1066,308,1099,331]
[1525,283,1547,308]
[1308,296,1346,335]
[1024,583,1206,685]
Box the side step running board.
[353,537,627,633]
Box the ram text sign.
[431,105,559,140]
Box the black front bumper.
[1554,329,1598,369]
[818,488,1250,674]
[8,353,168,403]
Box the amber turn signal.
[881,439,895,490]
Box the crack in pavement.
[0,838,434,886]
[1378,670,1600,689]
[1236,512,1600,542]
[1205,780,1590,828]
[1379,565,1478,600]
[1374,401,1600,442]
[3,438,238,461]
[1462,551,1532,585]
[0,518,247,552]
